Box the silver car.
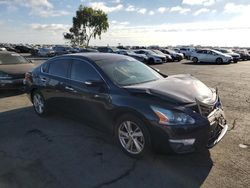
[38,48,55,57]
[191,49,233,64]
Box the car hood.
[130,54,147,58]
[124,74,217,105]
[153,54,165,58]
[0,63,35,75]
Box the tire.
[216,58,223,64]
[233,59,238,63]
[192,57,198,63]
[148,58,154,64]
[115,114,151,158]
[32,91,48,117]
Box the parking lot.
[0,58,249,188]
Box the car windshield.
[167,49,176,53]
[153,50,165,55]
[0,53,29,65]
[96,58,163,86]
[127,50,137,55]
[146,50,157,55]
[211,50,224,56]
[219,49,230,53]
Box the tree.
[64,5,109,47]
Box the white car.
[214,49,240,63]
[191,49,233,64]
[134,49,166,64]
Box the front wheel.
[115,114,151,158]
[148,58,154,64]
[192,57,198,63]
[32,91,48,116]
[216,58,223,64]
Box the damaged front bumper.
[206,107,228,148]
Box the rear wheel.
[32,91,48,116]
[192,57,198,63]
[115,114,151,158]
[216,58,223,64]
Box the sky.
[0,0,250,47]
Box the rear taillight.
[25,72,32,82]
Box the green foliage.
[64,5,109,46]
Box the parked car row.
[97,47,184,64]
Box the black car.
[160,49,184,62]
[15,45,32,53]
[24,53,228,158]
[0,51,35,90]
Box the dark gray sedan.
[0,51,35,90]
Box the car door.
[68,59,112,131]
[197,50,207,62]
[40,57,72,111]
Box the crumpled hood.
[125,74,217,104]
[0,63,35,75]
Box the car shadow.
[0,90,24,98]
[0,107,212,188]
[182,61,230,65]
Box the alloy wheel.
[33,93,44,114]
[118,121,145,154]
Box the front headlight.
[151,106,195,125]
[0,71,12,79]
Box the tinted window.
[48,59,70,78]
[41,63,49,73]
[71,60,101,82]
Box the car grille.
[198,104,214,117]
[191,97,226,147]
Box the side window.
[48,59,71,78]
[71,60,101,82]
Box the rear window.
[0,53,29,65]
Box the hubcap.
[33,93,44,114]
[118,121,145,154]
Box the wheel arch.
[112,107,152,137]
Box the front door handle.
[40,77,46,82]
[65,86,74,91]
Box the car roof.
[61,52,130,62]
